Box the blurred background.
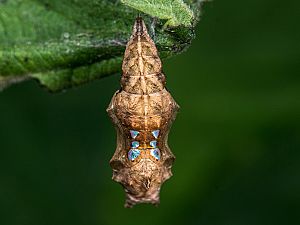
[0,0,299,225]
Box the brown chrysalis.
[107,17,179,208]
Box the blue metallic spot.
[150,140,157,148]
[152,130,160,139]
[130,130,139,139]
[150,148,161,160]
[131,141,139,148]
[128,149,140,161]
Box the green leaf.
[121,0,194,27]
[0,0,206,92]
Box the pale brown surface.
[107,17,179,208]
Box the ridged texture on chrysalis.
[107,17,179,208]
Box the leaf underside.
[0,0,206,92]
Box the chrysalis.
[107,17,179,208]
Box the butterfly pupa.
[107,17,179,208]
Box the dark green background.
[0,0,299,225]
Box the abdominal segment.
[107,17,179,207]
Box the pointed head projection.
[111,143,174,208]
[123,159,163,207]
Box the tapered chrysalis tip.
[132,17,148,36]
